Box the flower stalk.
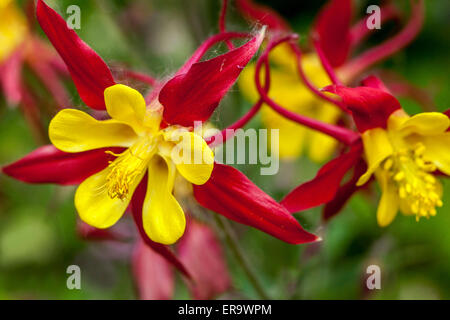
[213,214,270,300]
[341,0,424,82]
[289,43,347,111]
[255,36,359,145]
[219,0,234,50]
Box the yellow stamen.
[382,143,442,220]
[105,137,156,200]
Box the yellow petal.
[104,84,147,133]
[75,165,143,229]
[398,112,450,136]
[0,1,27,63]
[270,69,316,107]
[300,54,331,89]
[165,130,214,185]
[142,156,186,245]
[357,128,393,186]
[49,109,138,152]
[376,171,399,227]
[421,132,450,175]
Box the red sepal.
[314,0,352,67]
[193,163,318,244]
[324,85,401,133]
[281,142,363,213]
[159,30,264,127]
[2,145,122,185]
[36,0,115,110]
[361,75,391,93]
[323,159,367,221]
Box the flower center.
[105,136,156,200]
[382,143,443,220]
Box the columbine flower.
[49,83,215,245]
[236,0,423,162]
[3,1,318,255]
[330,82,449,226]
[281,76,449,226]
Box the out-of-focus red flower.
[133,238,175,300]
[0,0,70,108]
[178,220,231,300]
[133,219,231,300]
[236,0,423,165]
[237,0,423,82]
[235,0,290,32]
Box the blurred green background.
[0,0,449,299]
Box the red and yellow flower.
[3,1,318,268]
[281,77,449,226]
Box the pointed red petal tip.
[281,142,362,213]
[2,145,122,185]
[159,28,265,127]
[314,0,352,67]
[131,177,191,279]
[236,0,290,31]
[178,220,231,300]
[193,163,318,244]
[323,85,401,133]
[361,75,391,93]
[132,240,175,300]
[36,0,115,110]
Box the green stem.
[213,214,270,300]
